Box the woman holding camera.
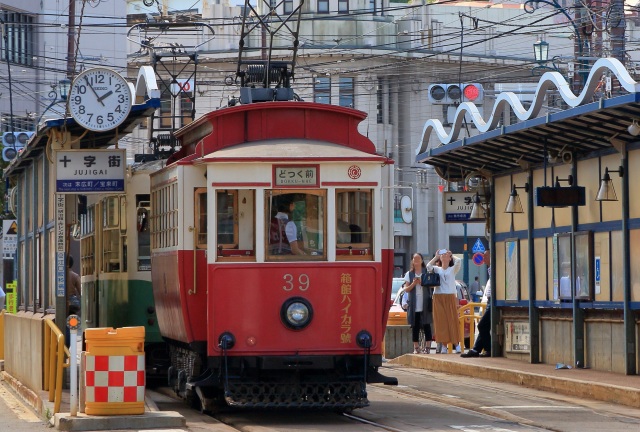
[427,249,462,354]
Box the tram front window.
[336,190,373,260]
[266,191,326,261]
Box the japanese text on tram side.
[340,273,352,343]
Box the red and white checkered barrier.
[85,355,145,403]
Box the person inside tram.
[302,199,323,255]
[269,198,304,255]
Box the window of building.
[1,115,35,133]
[284,0,293,13]
[0,10,35,66]
[266,191,326,261]
[336,190,373,260]
[376,79,384,124]
[369,0,377,15]
[180,92,194,127]
[338,0,349,13]
[339,77,354,108]
[314,77,331,104]
[318,0,329,13]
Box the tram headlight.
[281,297,313,330]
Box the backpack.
[269,217,291,255]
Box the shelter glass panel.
[556,233,572,300]
[611,231,623,302]
[36,158,43,227]
[48,229,55,310]
[336,190,373,260]
[593,231,610,302]
[630,229,640,302]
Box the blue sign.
[472,238,486,253]
[595,257,600,283]
[56,179,125,193]
[472,252,484,266]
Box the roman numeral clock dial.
[68,68,133,132]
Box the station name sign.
[443,191,476,223]
[56,149,126,193]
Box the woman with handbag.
[427,249,462,354]
[403,253,434,354]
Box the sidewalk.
[1,369,185,431]
[388,352,640,409]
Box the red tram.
[150,101,397,410]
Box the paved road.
[0,381,50,432]
[3,364,640,432]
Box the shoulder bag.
[423,270,441,287]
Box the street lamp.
[38,78,71,124]
[533,40,549,64]
[531,40,561,75]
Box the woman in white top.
[427,249,462,353]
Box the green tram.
[77,159,168,376]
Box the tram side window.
[80,204,95,276]
[215,189,255,261]
[336,190,373,260]
[137,195,151,271]
[195,188,208,248]
[102,196,127,272]
[266,191,326,261]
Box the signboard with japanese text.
[443,191,475,222]
[56,149,126,193]
[56,194,66,297]
[5,281,17,313]
[505,321,530,353]
[273,165,319,187]
[2,220,17,259]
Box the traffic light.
[2,131,34,162]
[427,83,484,104]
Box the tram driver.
[269,199,304,255]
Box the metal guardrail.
[0,310,4,360]
[458,302,487,350]
[43,318,70,414]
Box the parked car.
[391,277,405,301]
[387,280,471,338]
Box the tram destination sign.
[273,165,319,187]
[56,149,126,193]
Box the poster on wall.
[505,239,519,301]
[505,321,530,353]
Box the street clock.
[68,68,132,132]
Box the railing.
[0,310,4,360]
[458,302,487,350]
[43,318,70,414]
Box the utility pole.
[67,0,75,78]
[610,0,626,66]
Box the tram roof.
[195,139,390,163]
[4,98,160,177]
[416,92,640,183]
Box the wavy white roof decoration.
[417,58,640,155]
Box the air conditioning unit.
[2,131,34,161]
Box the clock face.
[68,68,133,132]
